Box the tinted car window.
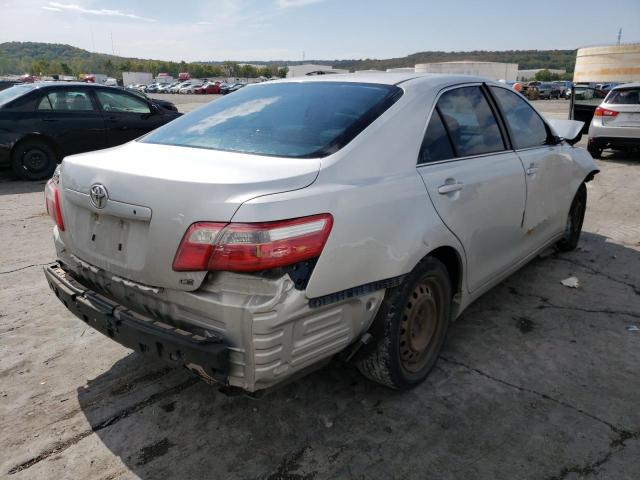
[436,86,505,157]
[490,87,548,149]
[38,91,95,111]
[96,90,151,114]
[141,82,402,158]
[605,88,640,105]
[419,109,455,164]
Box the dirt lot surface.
[1,99,639,480]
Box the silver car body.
[48,73,598,392]
[589,82,640,146]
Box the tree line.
[0,42,287,79]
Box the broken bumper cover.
[44,263,229,383]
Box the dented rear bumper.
[44,264,229,384]
[49,232,384,392]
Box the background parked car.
[220,83,245,95]
[179,81,204,94]
[169,81,190,93]
[157,82,180,93]
[144,83,163,93]
[552,81,572,98]
[194,82,221,94]
[587,82,640,158]
[535,82,562,99]
[0,82,181,180]
[123,87,179,112]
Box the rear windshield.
[141,81,403,158]
[0,84,37,108]
[605,88,640,105]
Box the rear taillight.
[44,178,65,231]
[172,214,333,273]
[594,106,619,117]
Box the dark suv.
[535,82,562,100]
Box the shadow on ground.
[0,168,47,196]
[73,232,640,479]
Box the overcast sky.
[1,0,639,62]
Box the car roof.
[27,81,114,90]
[611,82,640,90]
[266,72,491,88]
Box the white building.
[414,61,518,81]
[287,64,349,77]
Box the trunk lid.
[602,103,640,127]
[58,141,320,291]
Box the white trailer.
[122,72,153,87]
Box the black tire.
[11,139,57,181]
[356,257,452,390]
[587,143,602,159]
[557,183,587,252]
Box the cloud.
[42,2,156,21]
[195,21,214,25]
[275,0,325,8]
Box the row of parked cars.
[131,80,247,95]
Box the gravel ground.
[1,98,639,480]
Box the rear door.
[417,85,527,292]
[570,86,607,132]
[490,85,574,248]
[94,89,167,146]
[36,88,107,156]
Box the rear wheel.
[357,257,452,390]
[557,183,587,252]
[588,142,602,159]
[11,139,57,181]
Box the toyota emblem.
[90,183,108,209]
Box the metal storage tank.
[414,61,518,81]
[574,44,640,83]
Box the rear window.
[605,88,640,105]
[0,84,37,108]
[141,82,403,158]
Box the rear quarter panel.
[232,81,465,300]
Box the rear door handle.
[437,182,464,194]
[526,166,539,175]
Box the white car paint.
[48,72,599,392]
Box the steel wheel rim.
[23,149,48,172]
[400,279,440,373]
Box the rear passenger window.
[437,87,505,157]
[38,91,95,111]
[419,109,455,164]
[490,87,548,149]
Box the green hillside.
[0,41,576,78]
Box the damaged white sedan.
[44,73,598,393]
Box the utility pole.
[617,28,622,45]
[111,31,115,55]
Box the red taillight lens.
[44,179,65,231]
[594,106,619,117]
[172,214,333,272]
[172,222,226,271]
